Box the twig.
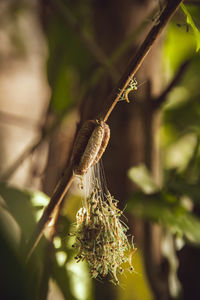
[101,0,183,122]
[0,118,61,182]
[26,166,74,261]
[1,5,166,182]
[0,136,43,182]
[50,0,119,82]
[153,60,190,109]
[25,0,183,260]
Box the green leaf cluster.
[0,184,92,299]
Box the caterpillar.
[72,120,110,175]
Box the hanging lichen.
[70,164,136,285]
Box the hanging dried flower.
[70,119,135,284]
[71,164,136,285]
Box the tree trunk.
[91,0,169,299]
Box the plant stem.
[102,0,183,122]
[25,167,74,261]
[25,0,183,260]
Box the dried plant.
[70,164,136,285]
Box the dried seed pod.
[92,122,110,166]
[72,120,110,175]
[71,120,97,167]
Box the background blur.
[0,0,200,299]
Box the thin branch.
[153,59,190,109]
[0,110,41,130]
[1,5,166,182]
[50,0,119,82]
[38,207,59,300]
[0,118,60,182]
[1,136,43,182]
[25,0,183,260]
[101,0,183,122]
[26,167,74,260]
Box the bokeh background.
[0,0,200,299]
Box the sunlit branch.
[25,0,183,261]
[0,4,172,183]
[26,168,74,261]
[101,0,183,122]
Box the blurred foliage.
[128,37,200,246]
[0,183,92,299]
[128,163,200,244]
[181,4,200,52]
[128,164,160,194]
[161,56,200,147]
[1,1,200,299]
[128,115,200,245]
[45,0,94,115]
[0,184,47,300]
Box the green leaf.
[0,184,36,239]
[181,4,200,52]
[0,183,49,240]
[0,229,28,299]
[0,185,53,299]
[165,171,200,205]
[128,164,159,194]
[0,196,21,249]
[163,23,196,75]
[128,191,200,244]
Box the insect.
[120,78,137,103]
